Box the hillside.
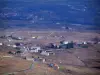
[0,44,100,75]
[0,0,100,29]
[0,52,66,75]
[0,52,100,75]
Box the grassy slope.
[0,52,66,75]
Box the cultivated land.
[4,30,100,44]
[0,29,100,75]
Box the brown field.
[0,52,100,75]
[3,30,100,45]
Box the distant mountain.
[0,0,100,29]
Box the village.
[0,30,100,71]
[0,30,100,75]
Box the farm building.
[41,50,55,56]
[28,46,41,53]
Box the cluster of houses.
[0,34,100,58]
[0,35,23,40]
[45,40,88,49]
[5,40,90,57]
[45,41,74,49]
[6,41,55,57]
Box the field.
[0,51,100,75]
[4,30,100,45]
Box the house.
[7,44,10,46]
[0,43,3,46]
[12,45,17,48]
[41,51,49,56]
[31,36,38,39]
[17,37,22,40]
[35,58,46,63]
[59,41,74,49]
[15,43,22,46]
[19,46,27,52]
[11,36,22,40]
[28,46,41,53]
[63,41,69,44]
[41,50,55,56]
[26,57,34,61]
[8,39,12,42]
[83,41,87,45]
[98,42,100,44]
